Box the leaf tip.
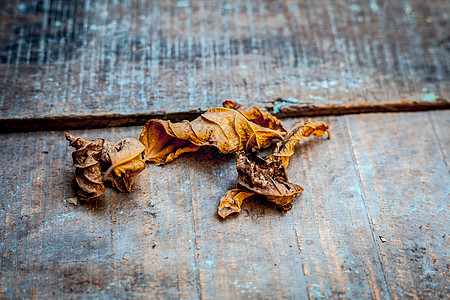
[222,100,241,109]
[218,205,240,218]
[65,132,75,143]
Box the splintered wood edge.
[1,100,449,133]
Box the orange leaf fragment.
[267,119,330,168]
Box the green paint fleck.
[185,180,191,185]
[350,4,361,11]
[272,98,301,114]
[176,1,188,7]
[205,260,214,266]
[421,92,437,102]
[309,95,328,101]
[370,1,379,11]
[312,289,324,298]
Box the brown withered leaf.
[139,107,286,165]
[217,150,303,219]
[66,133,109,199]
[222,100,287,133]
[66,133,146,199]
[236,149,304,206]
[218,119,330,218]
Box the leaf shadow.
[184,146,235,163]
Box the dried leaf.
[66,133,109,199]
[106,138,146,192]
[218,118,330,218]
[267,119,330,168]
[218,189,255,218]
[217,150,303,218]
[66,133,146,199]
[108,138,145,167]
[236,150,304,206]
[222,100,287,133]
[140,107,286,165]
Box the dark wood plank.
[0,0,449,131]
[1,111,448,298]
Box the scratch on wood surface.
[427,110,450,166]
[340,116,392,299]
[187,161,202,299]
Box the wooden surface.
[0,111,448,299]
[1,0,449,298]
[1,0,449,132]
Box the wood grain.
[344,111,450,298]
[0,0,449,131]
[0,111,448,298]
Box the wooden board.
[1,0,449,132]
[0,111,448,298]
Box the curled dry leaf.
[218,150,304,218]
[66,133,145,199]
[236,149,304,206]
[218,189,255,218]
[106,138,146,192]
[267,119,330,168]
[66,133,110,199]
[139,107,286,165]
[218,119,330,218]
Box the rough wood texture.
[0,0,449,131]
[0,111,448,298]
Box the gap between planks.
[1,100,449,133]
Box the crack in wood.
[1,100,448,133]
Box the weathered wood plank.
[345,111,450,298]
[0,0,449,130]
[284,116,392,299]
[428,109,450,166]
[0,111,448,298]
[0,127,200,298]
